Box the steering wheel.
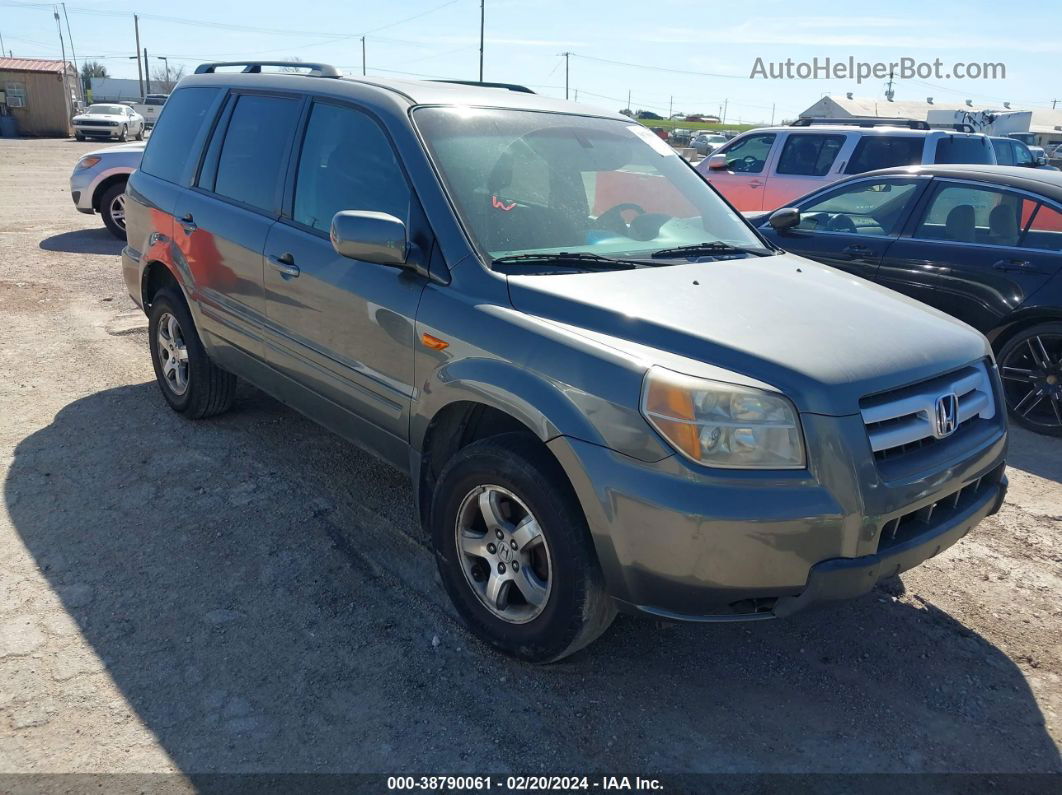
[594,202,647,236]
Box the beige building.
[799,94,1062,148]
[0,58,83,137]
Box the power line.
[569,52,745,80]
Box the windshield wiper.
[492,252,644,271]
[649,241,771,260]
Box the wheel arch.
[91,173,129,212]
[987,307,1062,354]
[140,259,189,312]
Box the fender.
[411,356,608,453]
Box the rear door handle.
[748,180,763,188]
[992,258,1037,272]
[179,213,197,234]
[267,252,300,278]
[843,244,873,257]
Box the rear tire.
[100,181,128,240]
[997,322,1062,436]
[430,433,615,662]
[148,288,236,419]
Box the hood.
[506,253,990,416]
[84,141,146,159]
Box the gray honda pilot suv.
[121,61,1008,662]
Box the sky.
[2,0,1059,123]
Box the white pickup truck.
[130,94,168,128]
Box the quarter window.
[212,94,300,213]
[776,134,845,176]
[292,102,410,232]
[719,133,776,174]
[794,180,921,235]
[1022,204,1062,251]
[844,136,923,174]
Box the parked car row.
[697,117,998,211]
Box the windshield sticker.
[627,124,677,157]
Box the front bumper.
[547,410,1007,622]
[75,125,121,138]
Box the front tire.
[148,289,236,419]
[100,181,128,240]
[118,124,127,142]
[998,322,1062,436]
[75,132,85,141]
[430,433,615,662]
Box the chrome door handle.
[268,253,300,278]
[179,213,197,234]
[748,180,763,188]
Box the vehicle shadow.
[1005,426,1062,485]
[5,383,1060,774]
[39,228,123,256]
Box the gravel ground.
[0,138,1060,776]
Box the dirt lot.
[0,138,1059,776]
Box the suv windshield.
[414,108,769,263]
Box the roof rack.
[790,117,930,130]
[194,61,340,78]
[429,79,535,94]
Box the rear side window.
[212,94,301,213]
[719,133,776,174]
[934,135,993,165]
[776,134,845,176]
[139,87,221,184]
[992,139,1015,166]
[293,102,410,232]
[915,182,1034,245]
[844,136,923,174]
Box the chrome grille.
[861,363,996,459]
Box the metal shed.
[0,58,82,137]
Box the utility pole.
[61,3,78,85]
[561,52,570,100]
[722,98,728,123]
[52,7,71,118]
[626,89,631,113]
[159,55,169,88]
[134,14,143,97]
[144,48,150,95]
[361,37,366,76]
[885,67,895,101]
[1053,99,1059,110]
[573,89,578,102]
[478,0,484,82]
[770,103,775,125]
[0,29,5,58]
[668,96,673,118]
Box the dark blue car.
[754,164,1062,436]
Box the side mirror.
[330,210,410,266]
[768,207,800,231]
[707,153,728,170]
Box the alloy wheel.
[109,192,126,230]
[156,312,190,396]
[454,485,552,624]
[1000,332,1062,430]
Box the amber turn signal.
[421,333,449,350]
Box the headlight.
[641,366,805,469]
[76,156,101,169]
